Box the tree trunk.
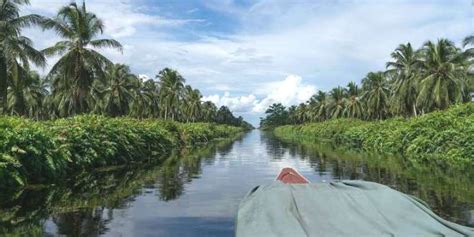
[412,104,417,117]
[0,57,7,115]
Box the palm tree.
[287,105,297,124]
[462,35,474,102]
[7,69,47,118]
[417,39,466,112]
[362,72,390,120]
[386,43,420,117]
[100,64,137,116]
[157,68,185,121]
[328,86,346,119]
[201,101,217,122]
[344,82,364,118]
[306,94,320,122]
[308,91,329,121]
[42,2,122,116]
[295,103,308,123]
[183,85,202,122]
[463,35,474,54]
[142,79,161,117]
[0,0,45,114]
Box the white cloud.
[203,74,316,113]
[252,75,316,112]
[202,92,257,113]
[24,0,204,38]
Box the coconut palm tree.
[142,79,161,117]
[417,39,466,112]
[0,0,46,114]
[287,105,297,124]
[306,94,320,122]
[201,101,217,122]
[295,103,309,123]
[362,72,390,120]
[183,85,202,122]
[313,91,330,121]
[328,86,346,119]
[129,79,152,119]
[344,82,364,119]
[42,2,122,116]
[157,68,185,121]
[463,35,474,55]
[461,35,474,102]
[100,64,137,116]
[386,43,420,117]
[7,69,47,118]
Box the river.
[0,130,473,236]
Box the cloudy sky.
[23,0,472,125]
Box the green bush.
[274,103,474,168]
[0,115,244,188]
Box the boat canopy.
[236,181,474,237]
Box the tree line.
[0,0,252,129]
[261,38,474,128]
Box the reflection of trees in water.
[217,140,235,157]
[273,137,474,227]
[260,132,286,160]
[0,137,237,236]
[157,160,185,201]
[52,207,110,237]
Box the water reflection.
[0,130,472,237]
[0,136,240,237]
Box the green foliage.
[261,37,473,128]
[274,103,474,168]
[0,115,244,189]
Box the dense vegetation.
[0,115,245,189]
[260,38,473,129]
[274,103,474,168]
[0,0,252,129]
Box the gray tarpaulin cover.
[236,181,474,237]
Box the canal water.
[0,130,473,236]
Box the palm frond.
[89,39,123,52]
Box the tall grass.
[0,115,244,188]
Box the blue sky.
[24,0,473,125]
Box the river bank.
[274,103,474,169]
[0,115,246,189]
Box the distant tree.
[201,101,217,122]
[386,43,420,117]
[100,64,137,116]
[328,86,346,119]
[260,103,289,128]
[344,82,364,118]
[183,85,202,122]
[362,72,390,120]
[7,70,47,118]
[157,68,184,121]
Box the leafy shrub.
[274,103,474,168]
[0,115,244,188]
